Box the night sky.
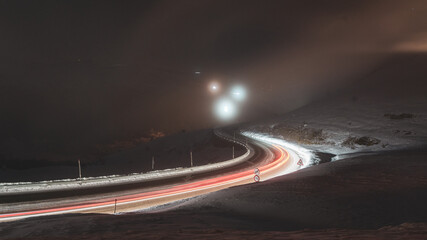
[1,0,427,161]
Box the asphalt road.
[0,132,296,222]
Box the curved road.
[0,132,298,222]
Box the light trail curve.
[0,141,292,222]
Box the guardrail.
[0,130,253,195]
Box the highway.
[0,132,298,222]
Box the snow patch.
[242,131,314,168]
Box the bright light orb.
[230,85,247,102]
[208,81,220,94]
[215,98,237,120]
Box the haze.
[1,0,426,162]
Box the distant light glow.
[195,71,201,75]
[208,81,220,94]
[215,98,237,120]
[230,85,247,102]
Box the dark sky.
[1,0,427,161]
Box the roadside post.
[78,159,82,179]
[114,199,117,214]
[232,145,234,159]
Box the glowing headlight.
[230,85,246,102]
[208,81,220,94]
[214,98,237,120]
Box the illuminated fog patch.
[230,85,247,102]
[214,98,237,120]
[208,81,220,94]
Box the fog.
[1,0,426,162]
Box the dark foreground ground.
[1,149,426,239]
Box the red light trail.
[0,144,289,222]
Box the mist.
[1,0,426,162]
